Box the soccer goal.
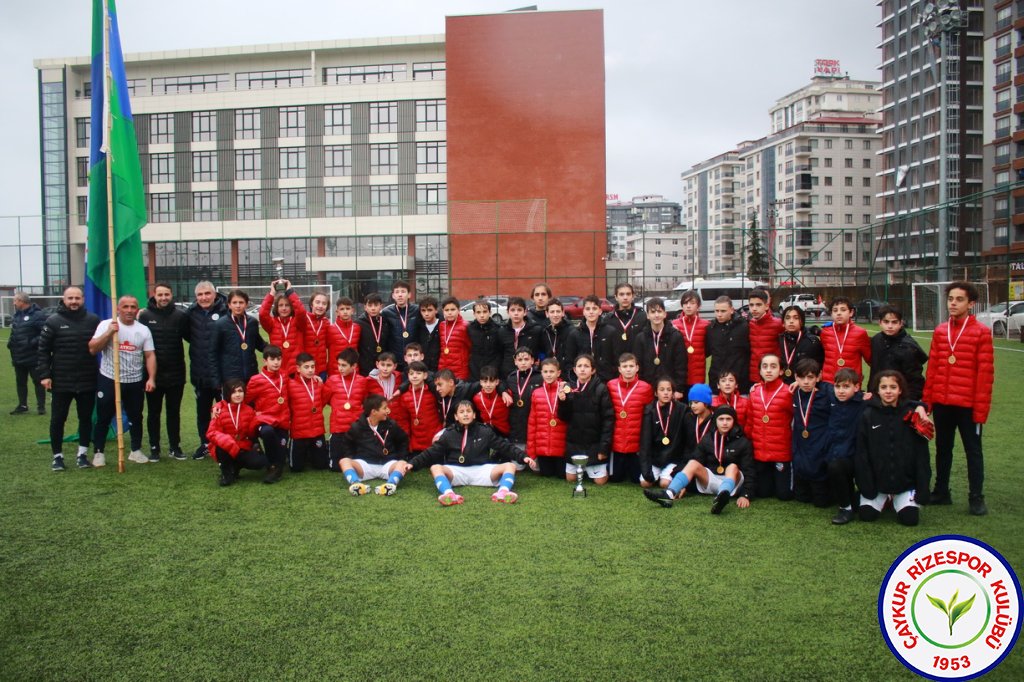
[0,295,65,328]
[216,284,337,322]
[911,281,989,334]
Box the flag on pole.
[85,0,147,318]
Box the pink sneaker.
[438,490,464,506]
[491,489,518,504]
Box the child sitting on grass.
[207,378,268,487]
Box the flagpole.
[103,0,126,474]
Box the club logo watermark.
[879,535,1021,680]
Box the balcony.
[794,145,812,156]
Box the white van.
[665,276,770,319]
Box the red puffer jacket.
[712,392,750,435]
[286,376,326,439]
[206,400,259,457]
[820,322,872,383]
[474,390,511,436]
[438,318,471,379]
[748,313,784,382]
[672,314,709,384]
[245,370,289,429]
[326,320,361,375]
[607,377,654,453]
[747,378,794,462]
[259,292,305,373]
[299,308,332,375]
[392,384,444,451]
[322,372,369,434]
[527,381,568,457]
[923,315,994,423]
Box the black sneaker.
[52,456,65,472]
[711,489,731,515]
[969,495,988,516]
[148,446,161,463]
[192,444,208,461]
[644,488,674,508]
[831,508,855,525]
[10,405,28,415]
[36,406,46,415]
[218,464,236,487]
[169,447,186,461]
[76,454,93,469]
[262,464,283,484]
[929,489,953,506]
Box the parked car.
[976,300,1024,336]
[460,299,507,324]
[563,297,614,320]
[777,293,827,319]
[853,299,886,322]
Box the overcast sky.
[0,0,881,283]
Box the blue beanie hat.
[688,383,713,406]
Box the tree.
[747,213,769,278]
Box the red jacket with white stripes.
[322,372,370,434]
[923,315,994,423]
[607,377,654,453]
[672,314,709,384]
[245,369,290,429]
[526,381,569,457]
[286,375,325,439]
[747,378,794,462]
[820,322,872,383]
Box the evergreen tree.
[747,213,769,278]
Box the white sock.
[77,446,88,456]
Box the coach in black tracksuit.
[706,310,751,393]
[139,285,189,460]
[185,284,228,458]
[8,293,47,414]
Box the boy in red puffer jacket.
[287,353,327,471]
[207,378,267,487]
[747,353,794,501]
[323,348,370,470]
[527,358,569,477]
[747,289,783,384]
[245,345,289,484]
[672,289,709,389]
[438,296,471,380]
[821,296,871,383]
[607,353,654,483]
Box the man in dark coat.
[8,292,47,415]
[185,281,228,459]
[139,283,189,461]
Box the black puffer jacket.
[855,397,931,501]
[870,329,928,401]
[36,303,100,392]
[8,303,47,367]
[139,297,188,387]
[212,313,265,385]
[186,293,228,389]
[707,314,751,392]
[558,378,613,464]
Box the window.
[863,195,872,206]
[369,102,398,133]
[862,140,871,150]
[844,214,853,224]
[280,188,307,218]
[325,104,352,136]
[192,111,216,142]
[126,79,146,97]
[996,61,1011,85]
[417,141,446,174]
[416,183,447,214]
[997,5,1012,30]
[280,107,305,137]
[862,158,871,169]
[824,177,833,186]
[996,170,1011,186]
[76,196,88,226]
[76,157,88,187]
[844,177,854,187]
[150,153,174,184]
[845,232,854,243]
[824,251,834,262]
[997,33,1012,58]
[75,118,90,149]
[193,191,218,221]
[150,113,173,144]
[192,151,217,182]
[370,185,399,216]
[235,69,310,90]
[824,213,833,223]
[415,99,446,132]
[996,115,1011,139]
[862,177,871,188]
[844,139,853,150]
[323,64,407,84]
[997,89,1011,113]
[325,145,352,176]
[235,149,261,180]
[844,158,854,168]
[862,214,871,224]
[824,195,833,205]
[412,62,446,81]
[235,109,261,139]
[150,193,175,223]
[325,187,353,217]
[152,73,228,95]
[280,148,306,179]
[370,144,398,175]
[824,139,833,149]
[235,190,262,220]
[824,158,833,168]
[844,196,853,206]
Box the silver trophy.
[571,454,590,497]
[272,257,286,292]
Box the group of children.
[205,280,993,524]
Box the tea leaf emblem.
[927,589,976,636]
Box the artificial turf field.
[0,326,1020,681]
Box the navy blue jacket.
[213,313,265,385]
[8,303,47,367]
[791,382,834,482]
[186,293,228,389]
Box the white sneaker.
[128,450,148,464]
[92,452,106,468]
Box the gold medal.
[343,402,351,410]
[948,355,956,365]
[661,436,670,445]
[402,331,409,338]
[282,341,290,349]
[837,358,845,367]
[516,400,524,408]
[762,415,770,423]
[413,418,420,426]
[785,369,792,377]
[687,346,695,354]
[277,397,284,404]
[458,455,465,464]
[443,348,450,355]
[314,340,319,346]
[382,448,389,456]
[549,419,557,427]
[376,345,382,353]
[620,410,628,419]
[802,430,809,439]
[312,408,318,414]
[240,342,248,350]
[716,466,725,474]
[621,333,628,341]
[653,357,660,366]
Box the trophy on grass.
[571,454,590,498]
[272,257,286,292]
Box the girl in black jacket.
[637,377,687,489]
[558,354,613,485]
[854,370,932,527]
[778,305,825,384]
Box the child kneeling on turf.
[339,394,410,496]
[644,405,754,514]
[854,370,932,526]
[207,379,270,487]
[397,401,538,505]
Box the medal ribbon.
[575,379,590,394]
[459,426,469,460]
[546,327,558,355]
[368,315,383,347]
[714,431,726,469]
[278,315,291,340]
[656,401,673,441]
[261,370,283,399]
[479,391,498,421]
[441,395,453,421]
[442,319,458,352]
[397,305,410,335]
[783,331,802,368]
[335,319,355,345]
[300,376,317,408]
[411,384,425,419]
[370,424,389,452]
[617,308,637,337]
[227,401,241,435]
[680,315,697,347]
[542,381,560,421]
[232,315,247,343]
[832,323,850,357]
[616,378,640,411]
[695,415,712,444]
[947,316,970,356]
[652,327,663,361]
[307,313,325,341]
[798,388,816,432]
[516,368,534,403]
[757,381,786,417]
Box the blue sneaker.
[52,456,65,472]
[76,454,93,469]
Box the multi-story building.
[875,0,985,281]
[34,9,606,300]
[605,194,681,261]
[679,152,745,277]
[623,229,694,292]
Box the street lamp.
[921,0,968,282]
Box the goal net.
[911,281,989,334]
[216,285,337,322]
[0,295,65,328]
